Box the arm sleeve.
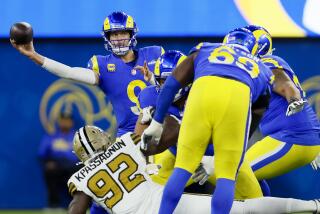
[42,57,97,85]
[68,181,78,197]
[154,76,182,123]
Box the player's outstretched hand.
[10,39,36,58]
[145,163,161,175]
[311,153,320,170]
[191,156,214,185]
[134,61,156,85]
[141,119,163,151]
[192,163,210,185]
[286,98,307,116]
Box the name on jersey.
[75,140,126,182]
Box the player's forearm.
[278,82,301,103]
[42,57,97,85]
[272,69,301,102]
[68,200,87,214]
[134,114,149,136]
[151,115,180,154]
[28,51,45,65]
[68,192,91,214]
[154,76,182,123]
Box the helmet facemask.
[103,30,137,56]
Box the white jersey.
[68,132,163,214]
[68,132,294,214]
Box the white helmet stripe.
[77,132,90,155]
[79,127,95,155]
[82,126,96,152]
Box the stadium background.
[0,0,320,210]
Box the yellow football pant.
[175,76,251,181]
[246,136,320,179]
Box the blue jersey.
[138,85,214,156]
[190,43,273,102]
[138,85,182,121]
[139,85,183,156]
[259,55,320,145]
[88,46,164,136]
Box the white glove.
[286,98,307,116]
[145,163,161,175]
[141,119,163,151]
[311,153,320,170]
[141,106,155,124]
[191,156,214,185]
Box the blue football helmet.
[223,27,258,55]
[154,50,190,102]
[154,50,186,82]
[102,11,138,55]
[244,25,273,57]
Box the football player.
[67,125,320,214]
[141,27,307,213]
[136,50,261,198]
[135,50,199,186]
[10,12,164,214]
[142,28,273,214]
[192,25,320,198]
[10,11,163,138]
[244,26,320,185]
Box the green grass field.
[0,210,313,214]
[0,210,90,214]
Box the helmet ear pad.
[244,25,273,57]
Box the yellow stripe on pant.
[175,76,251,181]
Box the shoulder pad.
[87,55,105,75]
[67,180,79,196]
[261,55,293,74]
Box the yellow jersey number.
[127,80,147,115]
[208,46,260,78]
[87,153,146,209]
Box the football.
[10,22,33,44]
